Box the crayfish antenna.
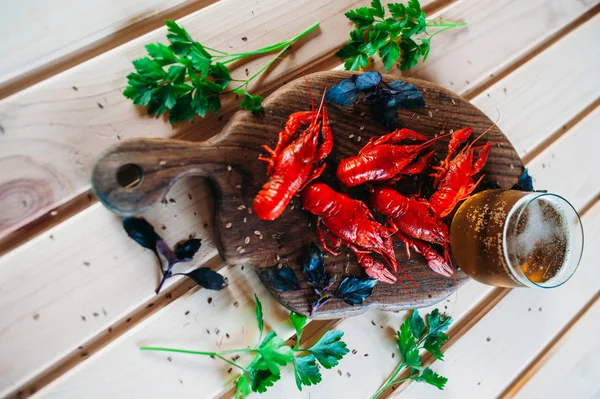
[298,63,315,113]
[467,110,500,150]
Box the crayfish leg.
[316,220,342,256]
[372,128,428,147]
[471,142,492,176]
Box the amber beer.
[450,190,583,288]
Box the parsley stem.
[428,25,462,39]
[370,362,407,399]
[216,22,319,64]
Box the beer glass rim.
[505,192,584,289]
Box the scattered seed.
[226,333,230,339]
[248,208,252,214]
[33,313,40,320]
[185,311,190,316]
[227,165,232,171]
[243,217,247,223]
[228,368,233,373]
[159,160,167,166]
[50,211,58,216]
[486,337,491,342]
[349,134,354,139]
[239,248,245,253]
[451,98,456,105]
[360,112,365,116]
[276,254,281,261]
[234,301,239,308]
[359,126,364,131]
[428,111,433,118]
[392,352,395,358]
[225,222,232,228]
[236,184,242,189]
[83,261,90,266]
[357,136,362,142]
[207,297,212,304]
[371,320,376,326]
[364,353,369,357]
[93,312,99,317]
[347,372,351,378]
[126,317,132,323]
[254,230,261,236]
[206,329,211,334]
[236,246,243,252]
[509,163,514,169]
[245,237,250,244]
[238,204,246,210]
[167,357,172,362]
[215,328,220,335]
[352,349,357,355]
[337,370,342,376]
[241,36,248,41]
[81,316,86,321]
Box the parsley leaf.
[249,368,280,393]
[256,332,294,374]
[124,21,319,123]
[235,373,252,399]
[345,7,375,31]
[371,308,452,398]
[409,310,427,340]
[415,367,448,390]
[308,330,349,369]
[293,354,322,390]
[255,294,264,340]
[397,318,421,367]
[290,312,308,346]
[339,0,467,71]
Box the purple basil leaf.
[123,216,161,255]
[334,276,378,305]
[175,238,202,261]
[386,80,426,109]
[261,266,301,292]
[512,168,534,191]
[354,71,382,90]
[325,78,359,106]
[185,267,227,290]
[302,242,327,288]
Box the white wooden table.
[0,1,599,398]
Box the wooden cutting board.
[91,71,523,319]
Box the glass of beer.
[450,189,583,288]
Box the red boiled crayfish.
[301,182,418,287]
[429,127,491,218]
[253,93,333,221]
[336,128,436,187]
[370,186,453,277]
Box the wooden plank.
[3,1,596,396]
[39,264,296,399]
[0,0,217,97]
[1,0,595,395]
[0,177,219,397]
[395,108,600,398]
[32,32,600,399]
[513,296,600,399]
[0,0,592,243]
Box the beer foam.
[511,197,570,283]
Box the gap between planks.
[3,1,597,396]
[0,0,219,100]
[8,255,224,399]
[462,3,600,101]
[498,290,600,398]
[0,0,447,258]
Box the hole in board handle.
[116,164,143,188]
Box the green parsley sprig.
[124,21,319,124]
[338,0,466,71]
[371,309,452,398]
[140,295,349,397]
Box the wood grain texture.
[92,71,522,318]
[2,1,595,395]
[0,0,590,246]
[0,0,217,97]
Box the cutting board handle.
[91,138,227,215]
